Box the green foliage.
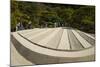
[11,1,95,33]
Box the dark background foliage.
[11,1,95,33]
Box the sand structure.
[11,27,95,66]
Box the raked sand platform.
[11,27,95,66]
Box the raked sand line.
[18,28,39,35]
[76,30,95,46]
[77,30,95,40]
[58,29,70,50]
[22,28,40,35]
[37,28,61,47]
[46,28,63,49]
[30,29,55,43]
[71,30,92,48]
[28,28,53,40]
[67,29,83,50]
[23,29,46,38]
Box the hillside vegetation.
[11,1,95,33]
